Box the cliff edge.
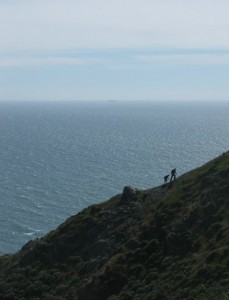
[0,152,228,299]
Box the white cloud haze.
[0,0,229,101]
[1,0,229,52]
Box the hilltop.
[0,152,228,300]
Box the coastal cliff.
[0,152,228,299]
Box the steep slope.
[0,152,228,300]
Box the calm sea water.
[0,101,228,254]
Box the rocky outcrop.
[121,185,138,201]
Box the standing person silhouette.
[170,168,177,182]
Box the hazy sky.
[1,0,229,101]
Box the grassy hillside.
[0,152,228,300]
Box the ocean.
[0,100,228,255]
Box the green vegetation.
[0,152,228,299]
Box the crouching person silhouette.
[164,175,169,184]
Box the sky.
[1,0,229,102]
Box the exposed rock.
[121,185,138,201]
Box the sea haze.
[0,100,228,254]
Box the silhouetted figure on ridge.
[170,168,177,182]
[164,175,169,184]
